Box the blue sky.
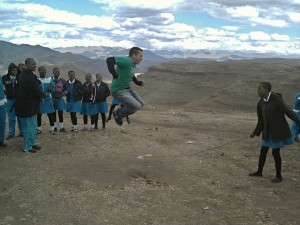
[0,0,300,54]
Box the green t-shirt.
[110,56,136,93]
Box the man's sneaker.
[60,128,66,132]
[23,149,37,153]
[90,127,94,131]
[32,145,42,150]
[112,110,123,126]
[50,130,57,135]
[36,130,42,135]
[72,128,78,133]
[54,127,58,132]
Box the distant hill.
[0,41,109,81]
[137,58,300,111]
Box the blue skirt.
[66,100,81,113]
[112,98,120,105]
[53,99,66,111]
[262,132,293,148]
[40,99,55,114]
[80,102,97,115]
[96,101,108,113]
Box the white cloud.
[225,6,259,18]
[271,33,290,41]
[288,12,300,23]
[222,26,240,31]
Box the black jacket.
[2,63,20,99]
[94,81,110,102]
[66,79,84,102]
[15,69,46,117]
[253,92,300,142]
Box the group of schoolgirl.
[36,68,112,133]
[1,63,115,145]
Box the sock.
[60,122,64,129]
[54,122,57,128]
[37,126,42,131]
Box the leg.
[82,115,88,130]
[107,104,117,122]
[112,89,143,119]
[57,110,66,132]
[47,113,56,135]
[70,112,77,132]
[6,99,16,138]
[17,116,24,137]
[90,115,95,130]
[271,148,283,182]
[36,114,42,134]
[101,113,106,128]
[249,146,269,176]
[0,105,6,145]
[94,113,99,129]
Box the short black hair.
[68,70,75,75]
[129,47,143,57]
[24,58,35,66]
[259,82,272,92]
[53,67,59,72]
[38,66,45,71]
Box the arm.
[278,98,300,126]
[132,76,143,86]
[62,79,69,96]
[106,57,119,79]
[49,79,56,94]
[104,83,110,98]
[252,101,264,137]
[91,83,96,103]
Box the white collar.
[68,79,75,84]
[263,92,271,102]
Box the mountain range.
[1,40,300,81]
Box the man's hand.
[140,81,145,86]
[250,133,255,138]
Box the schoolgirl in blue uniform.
[36,66,56,134]
[80,73,97,131]
[290,92,300,141]
[250,82,300,183]
[0,74,7,148]
[51,68,68,132]
[94,73,110,129]
[66,70,84,133]
[2,63,24,139]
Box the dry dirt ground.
[1,59,300,225]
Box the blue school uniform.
[38,76,55,114]
[95,84,108,113]
[66,83,81,113]
[112,98,120,105]
[52,77,67,111]
[262,131,293,149]
[290,92,300,140]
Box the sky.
[0,0,300,54]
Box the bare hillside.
[139,59,300,111]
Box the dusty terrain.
[1,59,300,225]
